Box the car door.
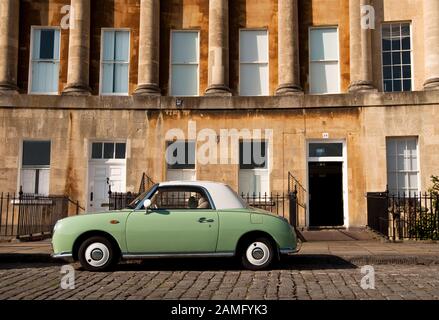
[125,186,219,254]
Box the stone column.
[205,0,231,96]
[63,0,91,95]
[276,0,302,95]
[0,0,20,94]
[134,0,161,96]
[423,0,439,90]
[348,0,375,92]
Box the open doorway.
[307,141,348,228]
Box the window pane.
[115,143,126,159]
[391,24,400,37]
[103,31,115,61]
[21,169,36,194]
[38,169,50,196]
[102,63,115,93]
[401,24,410,36]
[171,31,199,63]
[171,65,198,96]
[310,61,339,94]
[382,52,391,66]
[382,25,391,39]
[103,143,114,159]
[382,39,391,51]
[32,61,59,93]
[240,30,268,62]
[92,143,103,159]
[403,80,412,91]
[113,64,129,93]
[391,39,400,51]
[402,51,411,65]
[39,30,55,59]
[22,141,51,166]
[392,52,401,65]
[402,37,411,50]
[393,80,402,91]
[383,80,393,92]
[383,66,392,80]
[310,28,338,61]
[393,66,401,79]
[309,143,343,157]
[115,31,129,62]
[239,63,269,96]
[402,65,411,78]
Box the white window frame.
[386,136,420,196]
[380,22,414,93]
[18,139,52,195]
[169,30,200,97]
[238,140,270,196]
[28,26,61,95]
[99,28,131,96]
[238,28,270,96]
[308,26,341,95]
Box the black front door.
[309,162,344,227]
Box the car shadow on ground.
[103,254,358,272]
[0,254,357,271]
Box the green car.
[52,181,300,271]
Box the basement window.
[20,141,51,195]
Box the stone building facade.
[1,0,439,229]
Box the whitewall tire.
[78,236,116,271]
[241,238,274,270]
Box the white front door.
[88,163,126,212]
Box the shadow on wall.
[160,0,184,96]
[17,0,50,92]
[229,0,246,96]
[90,0,115,95]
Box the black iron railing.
[241,193,293,219]
[0,191,80,239]
[366,191,439,240]
[288,172,307,227]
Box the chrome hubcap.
[246,242,270,266]
[85,242,110,267]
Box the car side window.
[149,187,212,210]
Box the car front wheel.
[78,236,116,271]
[241,238,274,270]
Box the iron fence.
[366,191,439,240]
[0,192,79,240]
[288,172,307,227]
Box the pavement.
[1,230,439,300]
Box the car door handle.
[198,217,214,223]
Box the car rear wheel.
[241,238,274,270]
[78,236,116,271]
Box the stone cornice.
[1,91,439,111]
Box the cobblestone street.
[1,259,439,300]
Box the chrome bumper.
[51,252,73,260]
[280,239,302,255]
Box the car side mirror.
[143,199,152,214]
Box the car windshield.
[126,184,157,209]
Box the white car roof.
[158,181,247,210]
